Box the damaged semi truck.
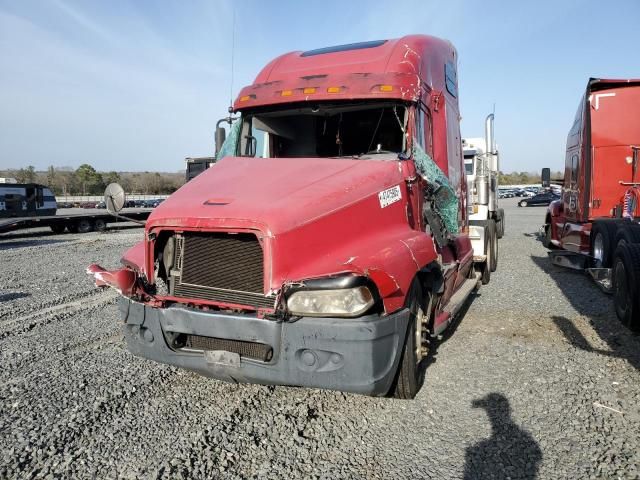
[543,78,640,330]
[89,35,495,399]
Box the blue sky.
[0,0,638,173]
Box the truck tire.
[612,243,640,332]
[76,219,94,234]
[614,223,640,249]
[496,208,505,239]
[94,219,107,232]
[473,226,491,285]
[542,223,554,249]
[590,221,618,268]
[486,220,498,272]
[50,224,65,234]
[391,280,430,399]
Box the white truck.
[463,114,504,275]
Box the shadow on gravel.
[531,255,640,372]
[464,393,542,480]
[552,316,640,371]
[0,292,31,302]
[0,239,69,250]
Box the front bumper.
[119,298,410,396]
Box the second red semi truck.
[543,78,640,330]
[88,35,498,399]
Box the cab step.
[433,274,480,336]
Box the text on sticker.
[379,185,402,208]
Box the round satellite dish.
[104,183,126,213]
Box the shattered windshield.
[238,102,407,159]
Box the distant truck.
[543,78,640,330]
[89,35,499,399]
[0,182,56,218]
[463,114,504,274]
[185,157,216,182]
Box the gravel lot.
[1,198,639,479]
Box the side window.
[415,109,424,148]
[570,154,579,185]
[445,62,457,98]
[424,108,434,156]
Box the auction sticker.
[378,185,402,208]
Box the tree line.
[1,165,185,195]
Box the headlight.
[286,286,374,317]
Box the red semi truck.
[88,35,497,399]
[543,78,640,330]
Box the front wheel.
[391,280,431,399]
[590,221,617,268]
[542,224,554,249]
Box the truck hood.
[146,156,405,234]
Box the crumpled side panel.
[413,142,459,234]
[216,120,241,161]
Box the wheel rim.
[614,260,629,318]
[593,232,605,267]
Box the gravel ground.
[1,198,639,479]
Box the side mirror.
[104,183,126,213]
[215,126,226,155]
[541,168,551,188]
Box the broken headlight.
[286,286,374,317]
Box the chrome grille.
[172,232,274,309]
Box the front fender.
[548,199,563,219]
[121,240,145,272]
[283,227,438,314]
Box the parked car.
[145,198,165,208]
[518,191,560,207]
[123,200,136,208]
[80,202,97,209]
[57,202,73,209]
[96,201,106,209]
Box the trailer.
[543,78,640,330]
[0,209,152,235]
[89,34,498,399]
[463,114,504,274]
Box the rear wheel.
[94,219,107,232]
[612,243,640,331]
[496,208,505,239]
[391,280,431,399]
[614,223,640,249]
[76,219,93,233]
[519,200,528,207]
